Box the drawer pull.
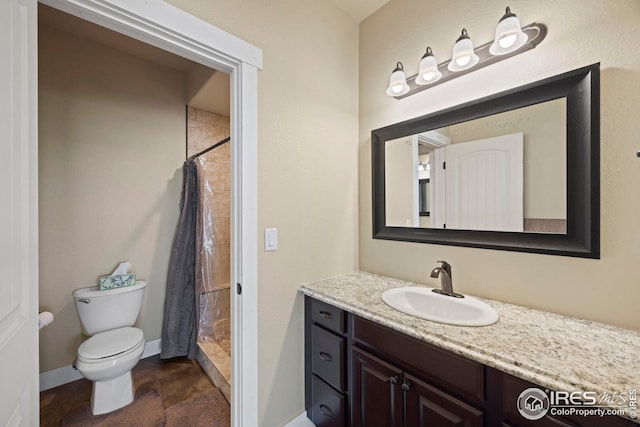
[402,381,412,391]
[389,376,398,384]
[319,352,333,362]
[318,310,333,319]
[319,404,333,418]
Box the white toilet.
[73,281,147,415]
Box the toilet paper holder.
[38,311,54,329]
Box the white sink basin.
[381,287,499,327]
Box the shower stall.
[187,106,232,402]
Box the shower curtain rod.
[189,136,230,161]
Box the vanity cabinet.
[351,346,483,427]
[305,296,636,427]
[404,372,484,427]
[351,347,403,427]
[306,298,348,427]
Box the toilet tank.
[73,281,146,336]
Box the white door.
[444,133,524,231]
[0,0,39,425]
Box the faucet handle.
[436,260,451,274]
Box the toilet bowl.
[76,327,145,414]
[73,281,147,415]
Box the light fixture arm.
[456,28,470,42]
[500,7,516,22]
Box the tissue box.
[99,274,136,290]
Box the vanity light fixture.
[385,62,410,96]
[415,47,442,85]
[489,7,528,55]
[386,6,546,99]
[448,29,479,72]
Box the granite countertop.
[300,271,640,421]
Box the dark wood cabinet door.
[404,373,483,427]
[352,346,403,427]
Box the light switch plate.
[264,228,278,251]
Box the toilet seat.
[78,327,144,363]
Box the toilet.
[73,281,147,415]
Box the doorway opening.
[33,1,260,424]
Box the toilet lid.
[78,327,144,359]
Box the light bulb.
[499,33,517,48]
[490,7,528,55]
[421,71,436,81]
[391,84,404,94]
[386,62,410,97]
[455,55,471,67]
[448,29,479,72]
[415,47,442,85]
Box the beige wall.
[385,136,418,226]
[38,25,186,372]
[166,1,359,425]
[360,0,640,331]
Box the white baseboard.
[39,364,84,392]
[141,338,162,359]
[284,412,315,427]
[39,338,161,392]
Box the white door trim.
[36,1,261,425]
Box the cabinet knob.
[402,381,412,391]
[318,310,332,319]
[389,376,398,384]
[319,352,333,362]
[319,404,333,418]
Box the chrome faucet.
[430,261,464,298]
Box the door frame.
[37,1,261,425]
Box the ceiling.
[38,4,230,117]
[330,0,390,22]
[38,0,388,117]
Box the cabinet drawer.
[310,375,345,427]
[312,325,346,391]
[311,299,346,334]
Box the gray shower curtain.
[160,159,199,359]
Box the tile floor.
[40,355,229,426]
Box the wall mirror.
[372,64,600,258]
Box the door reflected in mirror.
[384,98,567,234]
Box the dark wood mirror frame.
[372,63,600,258]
